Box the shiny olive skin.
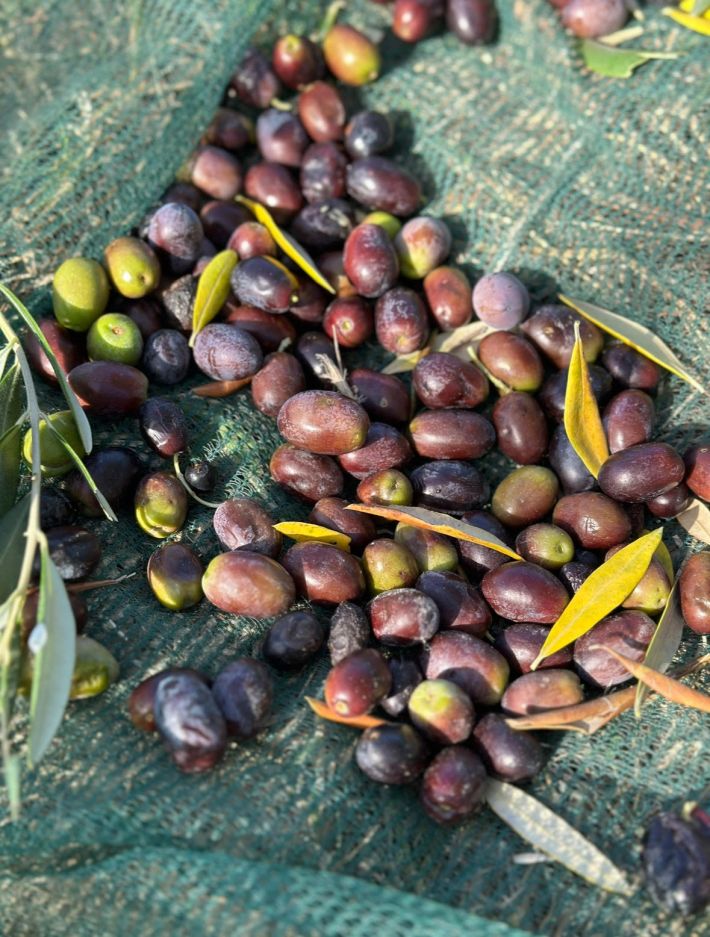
[65,446,143,516]
[420,746,487,824]
[558,559,598,596]
[573,610,655,688]
[424,631,509,706]
[25,319,86,385]
[394,0,445,41]
[203,551,295,617]
[472,272,529,330]
[598,442,685,503]
[199,200,249,248]
[561,0,628,38]
[416,570,491,636]
[493,392,549,465]
[521,305,603,369]
[472,713,545,783]
[213,498,281,557]
[185,461,216,493]
[409,410,496,461]
[146,201,204,276]
[362,539,419,594]
[328,602,371,665]
[647,483,692,519]
[231,256,299,313]
[128,668,209,732]
[134,472,188,538]
[547,424,596,494]
[244,162,303,223]
[256,108,308,167]
[277,390,370,455]
[22,589,87,642]
[323,296,374,348]
[272,34,324,89]
[295,330,337,380]
[343,224,400,299]
[684,444,710,502]
[601,342,661,391]
[154,672,227,773]
[491,466,559,528]
[494,623,573,675]
[324,649,392,716]
[395,524,459,573]
[270,444,344,502]
[356,724,429,785]
[477,331,544,392]
[262,611,326,670]
[227,221,276,259]
[375,287,429,354]
[308,497,377,553]
[42,526,101,580]
[423,266,472,330]
[515,523,574,570]
[501,669,584,716]
[679,552,710,634]
[349,368,410,426]
[603,390,655,453]
[357,469,413,506]
[482,561,569,623]
[458,509,511,579]
[297,81,346,142]
[344,110,394,159]
[381,658,423,717]
[300,142,348,203]
[395,216,452,279]
[224,303,296,352]
[69,361,148,416]
[141,328,190,385]
[369,588,440,646]
[147,542,204,611]
[338,423,412,480]
[410,461,489,515]
[212,658,273,739]
[163,182,205,214]
[282,542,365,604]
[231,47,281,109]
[413,353,489,409]
[323,24,381,86]
[189,145,242,201]
[552,492,632,550]
[290,198,356,250]
[204,108,253,152]
[540,364,613,423]
[446,0,497,43]
[139,397,188,458]
[346,157,422,217]
[251,352,306,419]
[409,679,474,745]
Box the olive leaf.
[3,754,21,821]
[380,345,431,375]
[0,495,31,605]
[235,195,335,294]
[273,522,352,551]
[345,503,521,559]
[0,597,24,728]
[654,537,674,582]
[531,529,663,668]
[192,376,253,398]
[27,540,77,767]
[559,294,706,394]
[563,323,609,477]
[43,420,117,522]
[688,0,710,16]
[0,362,26,516]
[485,780,632,895]
[189,249,237,346]
[675,498,710,545]
[306,696,388,729]
[506,686,638,735]
[600,647,710,714]
[579,38,680,79]
[663,5,710,34]
[431,321,496,361]
[635,579,684,716]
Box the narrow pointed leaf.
[3,754,21,820]
[559,294,706,394]
[235,196,335,293]
[686,0,710,16]
[580,39,680,79]
[0,495,30,604]
[44,424,117,522]
[306,696,387,729]
[532,529,663,667]
[0,424,22,518]
[663,6,710,33]
[506,686,638,735]
[601,647,710,714]
[654,537,674,581]
[0,597,24,725]
[468,346,512,394]
[345,503,521,559]
[381,345,431,375]
[564,324,609,477]
[485,780,632,895]
[28,547,76,766]
[192,377,252,398]
[274,522,351,551]
[190,249,237,344]
[431,321,496,359]
[635,579,683,716]
[675,498,710,544]
[0,361,24,434]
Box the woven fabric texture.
[0,0,708,935]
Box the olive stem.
[172,453,221,509]
[269,97,294,111]
[315,0,345,41]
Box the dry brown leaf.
[305,697,388,729]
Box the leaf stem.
[172,453,221,509]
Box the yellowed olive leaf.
[235,195,335,294]
[531,529,663,668]
[600,647,710,714]
[485,780,632,895]
[192,377,252,398]
[381,344,431,375]
[675,498,710,545]
[431,321,496,360]
[273,522,351,551]
[346,503,521,559]
[506,686,638,735]
[663,6,710,34]
[654,537,674,581]
[190,249,237,345]
[305,696,387,729]
[635,578,683,716]
[564,324,610,478]
[560,294,707,394]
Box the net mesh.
[0,0,709,934]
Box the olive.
[679,552,710,634]
[490,392,547,465]
[446,0,498,44]
[641,807,710,917]
[573,610,655,688]
[199,200,250,248]
[212,658,273,739]
[295,330,337,380]
[477,331,543,392]
[458,510,511,579]
[357,469,414,506]
[344,110,394,159]
[471,713,545,783]
[224,303,296,352]
[547,424,596,494]
[251,352,306,419]
[369,588,440,645]
[416,570,491,636]
[598,442,685,503]
[409,410,496,461]
[213,498,281,557]
[69,636,120,700]
[324,648,391,716]
[375,287,429,354]
[558,560,596,595]
[420,746,487,824]
[43,526,101,581]
[647,480,692,520]
[323,296,374,348]
[494,623,573,675]
[51,257,109,332]
[297,81,346,142]
[423,266,473,330]
[318,250,357,298]
[272,34,324,89]
[39,488,74,529]
[394,0,445,42]
[413,352,489,409]
[120,298,164,340]
[604,549,670,615]
[184,461,216,493]
[552,492,632,550]
[355,724,429,784]
[472,272,529,330]
[277,390,370,455]
[146,201,204,276]
[410,461,489,515]
[154,672,227,773]
[394,216,452,279]
[103,237,161,300]
[162,182,205,214]
[323,24,381,86]
[262,610,326,670]
[328,602,371,665]
[245,162,303,224]
[300,142,348,203]
[346,157,422,217]
[65,446,143,516]
[134,472,187,539]
[424,631,510,706]
[25,319,86,384]
[231,256,300,313]
[22,590,87,641]
[282,542,366,604]
[601,342,661,391]
[408,679,474,745]
[69,361,148,416]
[561,0,628,38]
[142,329,191,385]
[343,224,400,299]
[290,198,356,250]
[128,668,209,732]
[521,304,603,369]
[338,423,412,480]
[139,397,188,458]
[203,551,295,618]
[188,145,242,201]
[362,211,402,239]
[491,466,559,528]
[603,390,655,453]
[147,542,203,611]
[227,221,277,260]
[394,524,458,573]
[270,444,344,502]
[501,669,584,716]
[349,368,410,426]
[204,108,253,152]
[481,562,569,623]
[157,274,195,331]
[539,364,612,422]
[514,523,574,570]
[309,497,377,553]
[684,444,710,502]
[381,658,423,717]
[362,539,419,595]
[23,410,86,478]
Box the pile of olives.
[24,10,710,820]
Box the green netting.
[0,0,709,934]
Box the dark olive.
[212,658,273,739]
[346,157,422,217]
[603,390,655,453]
[270,444,344,502]
[521,304,604,369]
[231,256,300,313]
[598,442,685,503]
[547,424,596,495]
[142,329,191,385]
[552,492,632,550]
[420,746,487,824]
[423,266,472,330]
[322,296,374,348]
[128,668,209,732]
[300,142,348,203]
[409,410,496,461]
[308,497,377,553]
[343,224,400,299]
[538,365,612,423]
[349,368,410,425]
[290,198,356,250]
[573,610,656,688]
[481,561,569,623]
[230,47,281,109]
[244,162,303,223]
[679,552,710,634]
[154,672,227,773]
[213,498,281,557]
[192,323,263,381]
[446,0,497,44]
[344,110,394,158]
[338,423,412,480]
[684,444,710,502]
[251,352,305,419]
[356,723,429,784]
[43,525,101,580]
[416,570,491,636]
[262,611,326,670]
[601,342,661,391]
[24,319,86,385]
[375,287,429,354]
[369,588,440,645]
[472,713,545,783]
[494,623,573,675]
[410,461,489,515]
[297,81,346,142]
[424,631,509,706]
[413,353,488,409]
[139,397,188,458]
[394,0,445,42]
[458,510,511,579]
[184,461,216,493]
[69,361,148,416]
[223,303,296,352]
[328,602,371,665]
[501,669,584,716]
[477,331,543,393]
[324,648,391,716]
[492,392,548,465]
[65,446,143,516]
[381,658,423,717]
[277,390,370,455]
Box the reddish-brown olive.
[269,444,344,502]
[481,561,569,624]
[282,542,366,604]
[409,410,496,461]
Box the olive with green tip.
[147,542,204,611]
[491,466,559,529]
[134,472,188,539]
[362,539,419,594]
[408,678,474,745]
[357,469,413,506]
[362,211,402,239]
[104,236,161,298]
[87,312,144,365]
[323,24,381,86]
[52,257,109,331]
[70,636,120,700]
[395,523,458,573]
[514,523,574,570]
[23,410,87,477]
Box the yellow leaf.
[345,503,521,559]
[192,377,252,398]
[601,647,710,714]
[663,6,710,34]
[531,529,663,668]
[563,323,609,478]
[559,294,707,394]
[305,696,387,729]
[190,249,237,345]
[675,497,710,544]
[679,0,710,15]
[654,537,675,582]
[235,195,335,294]
[273,522,351,551]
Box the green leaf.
[0,425,22,518]
[485,780,632,895]
[580,39,680,79]
[0,360,24,435]
[27,544,76,767]
[0,596,24,725]
[0,283,93,453]
[190,249,238,345]
[635,579,683,716]
[43,422,117,522]
[0,495,30,605]
[3,754,21,820]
